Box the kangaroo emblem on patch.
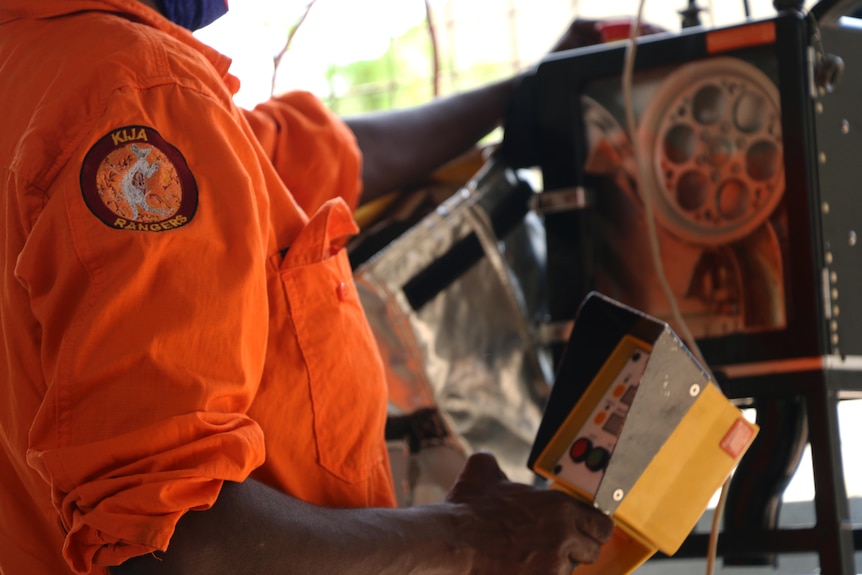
[80,126,197,231]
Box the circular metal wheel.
[638,57,784,246]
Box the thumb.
[458,451,508,485]
[446,452,507,501]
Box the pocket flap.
[283,198,359,267]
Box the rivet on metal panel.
[816,101,824,114]
[819,151,827,164]
[825,251,833,265]
[832,333,840,346]
[842,119,851,134]
[613,489,624,502]
[689,384,701,397]
[849,231,857,246]
[831,320,839,331]
[831,271,838,283]
[833,304,841,317]
[832,288,839,300]
[822,202,830,214]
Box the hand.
[445,452,614,575]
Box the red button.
[569,437,592,463]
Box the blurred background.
[196,0,821,111]
[196,1,859,572]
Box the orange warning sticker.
[720,417,756,459]
[706,21,776,54]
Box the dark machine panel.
[506,12,828,371]
[500,5,862,573]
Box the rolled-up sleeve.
[243,91,363,215]
[17,82,274,573]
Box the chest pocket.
[277,198,388,483]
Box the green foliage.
[322,22,436,115]
[319,18,517,118]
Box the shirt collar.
[0,0,235,81]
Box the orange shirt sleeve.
[243,91,364,216]
[17,79,278,573]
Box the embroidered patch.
[80,126,197,231]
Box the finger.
[557,558,580,575]
[569,501,615,543]
[567,536,604,565]
[445,452,509,500]
[460,452,509,482]
[575,509,615,544]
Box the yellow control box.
[529,293,758,574]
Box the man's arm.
[346,19,613,205]
[344,75,518,206]
[111,453,613,575]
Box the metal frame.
[656,370,862,574]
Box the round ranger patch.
[80,126,197,232]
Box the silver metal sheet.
[594,329,708,514]
[356,159,550,485]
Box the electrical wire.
[708,477,732,575]
[272,0,442,100]
[621,2,729,574]
[423,0,442,97]
[272,0,318,97]
[621,1,705,365]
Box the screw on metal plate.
[689,384,701,397]
[613,489,624,502]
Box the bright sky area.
[196,0,823,108]
[195,0,860,503]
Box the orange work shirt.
[0,1,395,574]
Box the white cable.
[620,3,727,575]
[707,477,732,575]
[621,1,704,365]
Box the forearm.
[111,478,469,575]
[345,75,520,205]
[110,453,613,575]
